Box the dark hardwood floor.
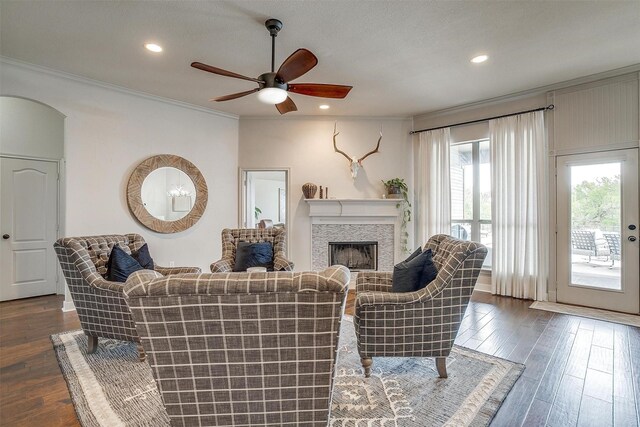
[0,295,81,427]
[459,293,640,427]
[1,292,638,426]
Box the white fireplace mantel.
[305,198,400,219]
[306,199,402,271]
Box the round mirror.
[141,167,197,221]
[127,155,208,233]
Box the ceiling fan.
[191,18,352,114]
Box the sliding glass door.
[556,149,639,313]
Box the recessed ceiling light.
[319,105,330,110]
[471,54,488,64]
[145,43,163,53]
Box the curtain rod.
[409,104,555,135]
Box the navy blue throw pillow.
[233,241,274,272]
[392,249,438,293]
[132,243,154,270]
[417,249,438,291]
[105,245,144,282]
[405,247,423,263]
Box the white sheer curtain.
[490,111,547,300]
[417,128,451,243]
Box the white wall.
[0,96,65,159]
[239,117,414,270]
[253,179,283,224]
[1,60,239,273]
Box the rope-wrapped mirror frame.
[127,154,208,233]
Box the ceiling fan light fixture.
[257,88,288,104]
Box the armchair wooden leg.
[136,342,147,362]
[361,357,373,378]
[436,357,447,378]
[87,335,98,354]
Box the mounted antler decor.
[333,122,382,179]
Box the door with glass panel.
[556,149,639,314]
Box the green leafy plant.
[382,178,412,253]
[254,207,262,221]
[572,175,620,230]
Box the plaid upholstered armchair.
[54,234,200,360]
[355,234,487,378]
[123,266,350,426]
[210,227,294,272]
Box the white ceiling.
[2,1,639,117]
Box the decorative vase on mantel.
[302,182,318,199]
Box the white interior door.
[556,148,639,314]
[0,157,59,301]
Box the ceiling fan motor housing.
[258,72,287,90]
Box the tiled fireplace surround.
[306,199,401,272]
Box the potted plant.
[382,178,406,199]
[381,178,411,253]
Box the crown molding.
[413,63,640,122]
[0,56,239,120]
[240,114,412,121]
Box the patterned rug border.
[445,345,524,426]
[530,301,640,328]
[52,321,525,427]
[51,330,97,427]
[339,315,525,426]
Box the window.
[450,139,492,268]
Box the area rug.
[52,316,524,427]
[530,301,640,327]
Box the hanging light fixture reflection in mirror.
[168,185,193,212]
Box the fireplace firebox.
[328,241,378,271]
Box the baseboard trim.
[473,282,492,293]
[62,301,76,312]
[530,301,640,327]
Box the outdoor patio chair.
[570,230,605,262]
[603,232,621,267]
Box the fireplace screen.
[328,241,378,271]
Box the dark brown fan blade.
[191,62,263,84]
[275,97,297,115]
[276,49,318,83]
[211,88,260,102]
[287,83,352,99]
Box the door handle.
[2,234,9,240]
[629,236,637,242]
